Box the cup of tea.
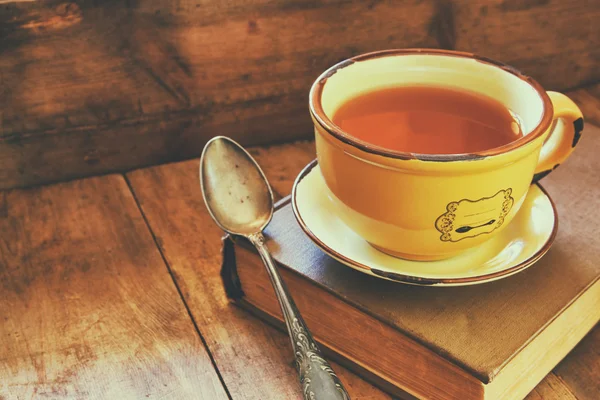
[308,49,584,261]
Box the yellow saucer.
[291,160,558,287]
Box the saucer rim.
[291,159,559,286]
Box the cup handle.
[532,91,584,183]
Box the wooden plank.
[126,141,394,399]
[0,175,228,399]
[2,0,600,189]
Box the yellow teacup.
[308,49,584,261]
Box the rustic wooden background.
[1,0,599,189]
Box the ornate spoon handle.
[249,233,350,400]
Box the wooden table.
[1,86,599,399]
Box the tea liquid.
[332,86,522,154]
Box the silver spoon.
[200,136,350,400]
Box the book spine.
[220,235,245,300]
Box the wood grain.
[126,142,393,399]
[2,0,600,189]
[0,175,228,399]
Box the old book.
[221,196,599,400]
[221,125,600,400]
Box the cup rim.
[308,48,554,162]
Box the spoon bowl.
[200,136,273,236]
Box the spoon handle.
[248,232,351,400]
